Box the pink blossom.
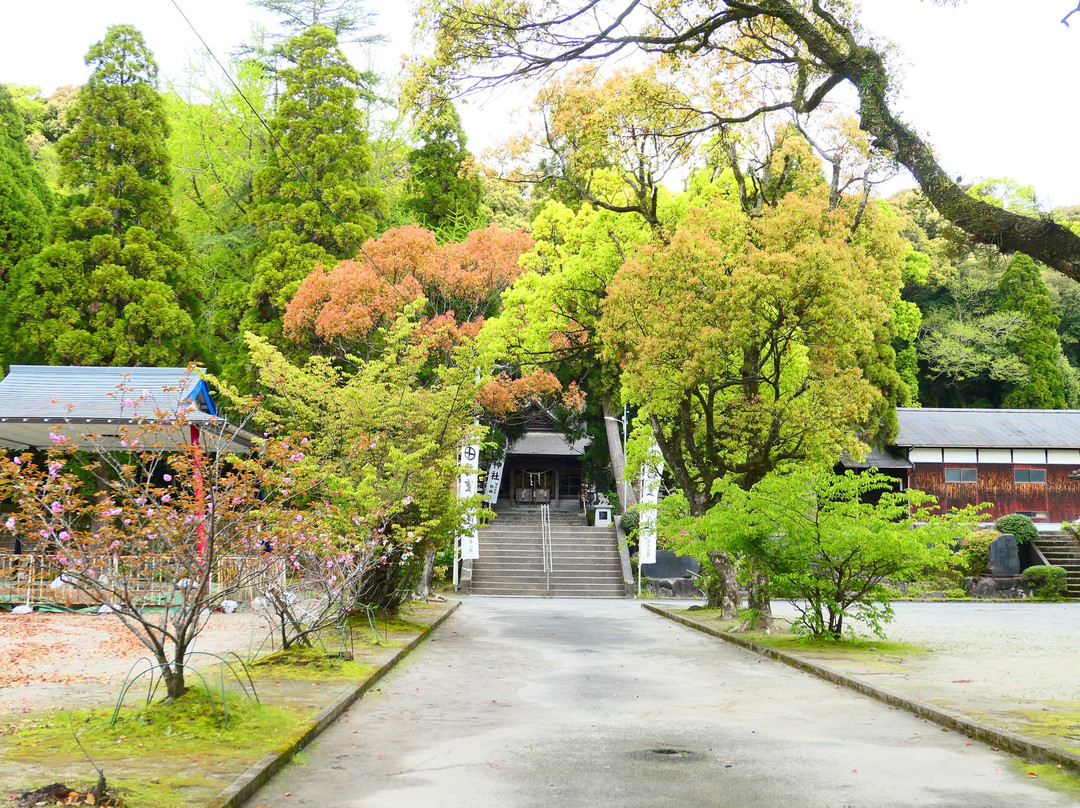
[49,432,67,444]
[290,452,304,462]
[295,515,304,523]
[49,501,63,515]
[3,517,14,531]
[123,519,131,525]
[301,438,309,445]
[38,530,49,538]
[13,456,21,465]
[135,497,147,506]
[163,474,172,482]
[161,494,171,503]
[123,399,134,407]
[109,540,121,550]
[48,462,61,478]
[58,531,69,541]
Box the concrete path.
[241,599,1073,808]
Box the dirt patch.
[0,611,265,715]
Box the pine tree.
[402,103,483,235]
[998,253,1066,409]
[1,25,205,368]
[244,24,384,345]
[0,85,52,287]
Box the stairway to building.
[469,508,627,597]
[1031,531,1080,599]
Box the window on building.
[1014,468,1047,484]
[944,468,977,483]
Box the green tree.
[1,25,204,368]
[997,253,1066,408]
[0,85,52,289]
[166,57,272,382]
[244,24,384,347]
[402,102,484,235]
[676,468,980,638]
[600,187,906,616]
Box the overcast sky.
[1,0,1076,207]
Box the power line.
[166,0,412,305]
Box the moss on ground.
[250,644,374,681]
[1005,760,1080,799]
[675,607,929,658]
[1003,704,1080,754]
[1,688,308,807]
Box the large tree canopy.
[1,25,205,368]
[413,0,1080,279]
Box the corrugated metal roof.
[0,365,213,419]
[896,408,1080,449]
[509,430,589,457]
[0,365,255,451]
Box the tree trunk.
[417,547,437,599]
[602,399,638,511]
[739,569,774,632]
[706,548,740,619]
[162,662,186,702]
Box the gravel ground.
[0,610,268,715]
[767,600,1080,739]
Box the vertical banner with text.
[639,449,663,566]
[483,450,506,505]
[458,441,481,559]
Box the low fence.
[0,553,286,607]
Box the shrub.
[954,529,996,576]
[1062,520,1079,540]
[994,513,1039,546]
[620,509,640,538]
[1022,565,1068,600]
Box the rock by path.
[240,598,1075,808]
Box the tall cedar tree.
[998,253,1066,409]
[244,24,384,346]
[1,26,205,368]
[402,103,483,234]
[0,85,52,289]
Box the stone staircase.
[1031,530,1080,599]
[468,508,627,597]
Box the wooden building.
[891,408,1080,523]
[494,406,589,512]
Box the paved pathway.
[242,599,1074,807]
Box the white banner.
[483,450,506,504]
[458,441,481,559]
[639,450,663,566]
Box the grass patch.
[3,687,303,761]
[250,645,374,681]
[1005,760,1080,798]
[674,607,929,658]
[1,688,308,807]
[747,633,929,658]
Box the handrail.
[540,504,552,590]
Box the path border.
[643,603,1080,776]
[205,600,460,808]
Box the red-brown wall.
[910,463,1080,522]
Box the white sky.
[0,0,1076,207]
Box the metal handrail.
[540,504,552,590]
